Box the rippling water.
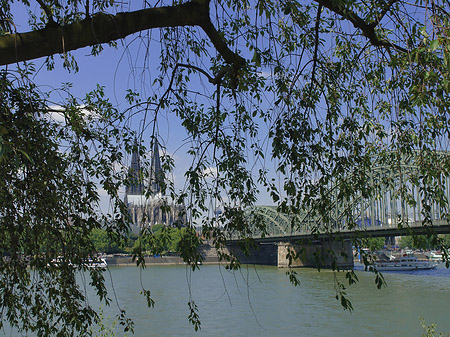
[94,264,450,337]
[4,264,450,336]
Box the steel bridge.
[240,150,450,242]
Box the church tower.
[149,140,163,195]
[125,139,186,234]
[126,140,144,196]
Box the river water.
[85,263,450,337]
[4,264,450,336]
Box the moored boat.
[49,257,108,268]
[375,254,437,271]
[86,257,108,268]
[425,250,443,262]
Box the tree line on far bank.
[364,235,450,251]
[92,227,450,255]
[90,224,192,255]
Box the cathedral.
[124,140,186,234]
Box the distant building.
[124,140,186,234]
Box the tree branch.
[311,4,322,87]
[36,0,56,25]
[176,63,215,82]
[376,0,400,23]
[176,63,232,85]
[199,19,245,67]
[0,0,244,67]
[315,0,407,52]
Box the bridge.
[225,150,450,268]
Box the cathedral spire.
[125,138,186,233]
[150,140,164,195]
[126,139,144,196]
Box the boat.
[425,250,443,262]
[375,254,437,271]
[86,257,108,268]
[49,257,108,268]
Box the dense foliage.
[399,234,450,250]
[90,229,133,254]
[90,225,188,254]
[1,0,450,334]
[0,69,135,334]
[362,237,386,251]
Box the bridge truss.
[243,151,450,239]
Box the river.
[4,264,450,336]
[85,263,450,337]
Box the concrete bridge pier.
[216,238,353,269]
[225,242,279,265]
[277,239,353,269]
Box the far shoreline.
[104,254,221,266]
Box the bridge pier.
[277,239,353,269]
[225,242,279,265]
[209,238,353,269]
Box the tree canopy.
[1,0,450,334]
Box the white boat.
[375,254,437,271]
[425,251,443,262]
[50,257,108,268]
[86,258,108,268]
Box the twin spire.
[125,137,186,230]
[126,139,163,197]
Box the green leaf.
[252,50,261,67]
[430,39,440,51]
[17,148,33,163]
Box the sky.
[7,2,278,215]
[32,48,228,213]
[6,1,443,224]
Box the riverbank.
[104,254,221,266]
[107,248,447,268]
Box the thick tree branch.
[315,0,407,52]
[0,0,244,67]
[199,19,245,67]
